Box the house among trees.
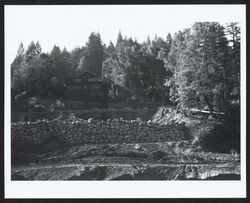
[11,23,240,112]
[64,71,110,101]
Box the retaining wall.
[11,118,190,147]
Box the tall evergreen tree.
[35,41,42,55]
[225,22,240,102]
[25,41,38,62]
[71,47,85,69]
[17,43,25,57]
[11,43,25,88]
[78,32,104,77]
[169,22,230,113]
[50,45,72,85]
[116,31,123,48]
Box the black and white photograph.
[4,4,246,198]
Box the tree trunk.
[204,95,214,116]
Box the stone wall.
[12,108,157,122]
[11,118,190,147]
[72,108,157,121]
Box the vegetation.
[166,22,240,113]
[11,22,240,112]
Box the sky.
[5,5,245,68]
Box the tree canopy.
[11,23,240,110]
[78,32,104,77]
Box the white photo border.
[4,4,247,198]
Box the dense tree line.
[11,22,240,112]
[165,22,240,112]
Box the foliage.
[11,23,240,109]
[165,22,240,112]
[78,32,104,77]
[11,43,25,88]
[103,33,169,101]
[225,23,240,101]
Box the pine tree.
[171,22,230,113]
[71,47,85,69]
[225,22,240,102]
[35,41,42,55]
[166,33,172,53]
[25,41,38,62]
[17,43,25,57]
[116,31,123,48]
[78,32,104,77]
[11,43,25,88]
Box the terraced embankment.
[11,141,240,180]
[11,107,240,180]
[11,118,189,146]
